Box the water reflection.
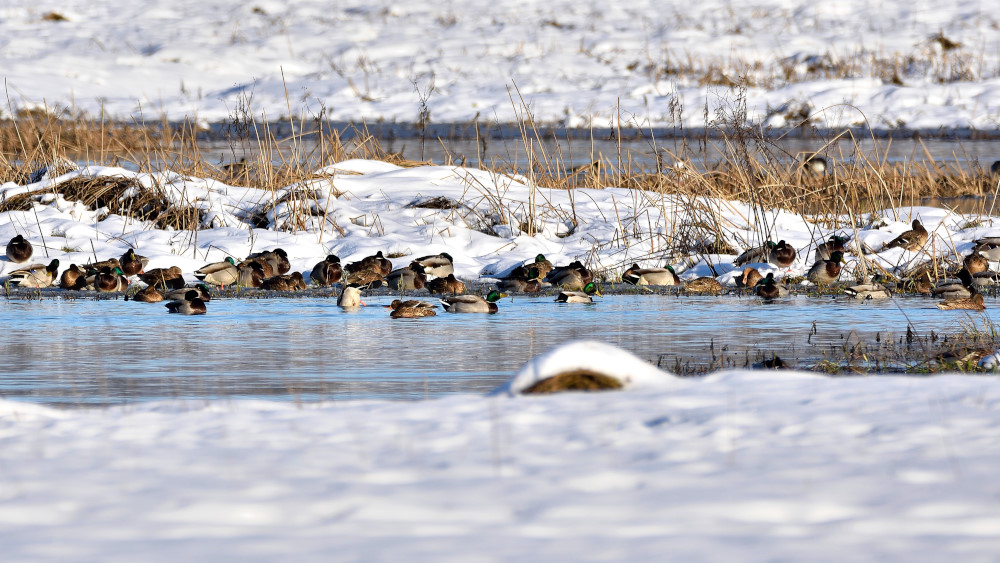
[0,293,989,406]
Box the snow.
[3,0,1000,130]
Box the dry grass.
[521,369,624,393]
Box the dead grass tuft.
[521,369,624,394]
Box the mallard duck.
[769,240,797,269]
[938,293,986,311]
[130,285,164,302]
[411,252,454,279]
[310,255,342,286]
[964,251,990,275]
[734,241,776,267]
[343,267,385,289]
[971,270,1000,288]
[238,256,275,278]
[195,257,238,287]
[246,249,290,275]
[5,234,32,263]
[881,219,928,252]
[82,258,120,276]
[545,261,593,290]
[119,249,148,276]
[9,259,60,288]
[903,270,934,294]
[932,269,974,299]
[139,266,185,290]
[973,237,1000,261]
[807,251,844,286]
[555,282,601,303]
[237,261,265,288]
[95,266,128,292]
[815,235,849,261]
[165,290,207,315]
[684,277,724,295]
[345,251,392,276]
[386,263,426,291]
[499,274,545,293]
[735,267,763,289]
[801,155,827,175]
[844,277,892,299]
[426,273,466,294]
[754,273,788,299]
[59,263,88,290]
[440,290,506,314]
[622,263,679,286]
[337,284,365,307]
[165,284,212,302]
[388,299,437,318]
[262,272,306,291]
[525,254,554,279]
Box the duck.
[769,240,797,269]
[165,290,207,315]
[82,258,121,276]
[973,237,1000,261]
[754,273,788,299]
[388,299,437,318]
[521,254,554,279]
[881,219,928,252]
[814,235,849,261]
[964,251,990,275]
[807,251,844,286]
[310,255,342,286]
[844,277,892,299]
[59,263,88,290]
[971,270,1000,288]
[545,261,594,290]
[119,249,148,276]
[195,257,239,287]
[345,251,392,277]
[337,284,365,307]
[238,255,275,278]
[411,252,454,279]
[801,155,827,175]
[622,263,679,286]
[237,261,266,288]
[8,259,59,288]
[95,266,128,292]
[262,272,306,291]
[343,267,385,289]
[440,290,506,314]
[932,268,974,299]
[499,267,545,293]
[5,234,32,263]
[938,292,986,311]
[139,266,185,290]
[165,284,212,302]
[245,249,290,275]
[426,273,466,295]
[735,267,763,289]
[734,241,775,267]
[386,263,427,291]
[555,282,601,303]
[130,285,164,303]
[684,277,724,295]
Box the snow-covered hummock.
[1,160,998,288]
[4,1,1000,130]
[3,342,1000,560]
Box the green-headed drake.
[119,248,148,276]
[9,259,59,288]
[195,256,238,287]
[555,282,601,303]
[622,263,679,286]
[754,272,788,299]
[807,251,844,286]
[440,289,506,314]
[412,252,454,279]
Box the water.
[0,292,990,406]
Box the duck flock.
[2,216,993,316]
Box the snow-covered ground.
[3,0,1000,130]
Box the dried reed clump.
[521,369,624,394]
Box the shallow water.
[0,292,992,406]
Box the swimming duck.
[337,284,365,307]
[881,219,928,252]
[195,257,239,287]
[139,266,185,290]
[684,277,724,295]
[937,292,986,311]
[262,272,306,291]
[386,263,426,291]
[734,241,776,267]
[814,235,849,261]
[165,284,212,302]
[344,267,385,289]
[130,285,164,302]
[555,282,601,303]
[119,249,148,276]
[622,263,679,286]
[8,259,59,288]
[237,261,266,288]
[769,240,797,269]
[5,234,32,263]
[345,251,392,277]
[95,266,128,292]
[440,290,506,314]
[411,252,454,279]
[972,237,1000,261]
[310,255,342,286]
[844,277,892,299]
[735,267,763,289]
[388,299,437,318]
[964,251,990,275]
[754,273,788,299]
[932,269,974,299]
[426,273,466,294]
[807,251,844,286]
[59,263,88,290]
[165,290,207,315]
[545,261,594,290]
